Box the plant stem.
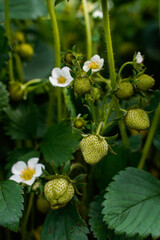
[138,104,160,170]
[101,0,116,89]
[118,61,133,79]
[15,54,24,82]
[5,0,15,82]
[22,192,34,240]
[96,121,103,135]
[101,0,129,148]
[82,0,92,59]
[46,0,61,125]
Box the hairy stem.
[138,104,160,170]
[46,0,61,126]
[82,0,92,59]
[118,61,133,79]
[101,0,129,148]
[5,0,14,82]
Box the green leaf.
[55,0,65,6]
[40,122,81,166]
[0,180,23,232]
[0,26,9,69]
[0,0,47,22]
[89,195,140,240]
[23,41,55,81]
[94,143,140,191]
[41,203,89,240]
[0,82,9,111]
[102,167,160,239]
[4,103,38,140]
[129,134,142,152]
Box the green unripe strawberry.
[9,82,25,101]
[13,31,25,43]
[116,82,134,99]
[125,108,150,131]
[74,77,92,95]
[36,196,50,214]
[73,116,85,129]
[80,134,108,164]
[44,177,74,209]
[18,43,34,59]
[136,74,155,91]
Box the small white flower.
[92,10,103,19]
[83,55,104,73]
[9,158,45,186]
[135,52,143,64]
[49,67,73,87]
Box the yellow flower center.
[20,167,35,180]
[88,61,99,69]
[58,76,66,84]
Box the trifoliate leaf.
[0,180,23,232]
[40,122,81,166]
[41,203,89,240]
[89,195,140,240]
[102,167,160,239]
[0,82,9,111]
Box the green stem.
[118,61,133,79]
[5,0,14,82]
[22,192,34,240]
[82,0,92,59]
[97,73,111,88]
[101,98,114,133]
[87,98,97,124]
[101,0,129,148]
[46,0,61,125]
[96,121,103,135]
[15,54,24,82]
[101,0,116,89]
[138,104,160,170]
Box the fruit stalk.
[138,103,160,170]
[101,0,129,148]
[5,0,15,82]
[46,0,62,125]
[82,0,92,59]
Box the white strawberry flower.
[92,10,103,19]
[83,54,104,73]
[9,158,45,186]
[135,52,143,64]
[49,66,73,87]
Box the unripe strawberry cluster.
[115,74,155,100]
[44,177,74,209]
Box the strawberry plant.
[0,0,160,239]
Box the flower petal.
[28,157,39,169]
[34,164,45,177]
[51,67,61,78]
[9,174,22,183]
[49,76,59,86]
[91,54,100,62]
[22,176,36,186]
[99,58,104,68]
[11,161,27,175]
